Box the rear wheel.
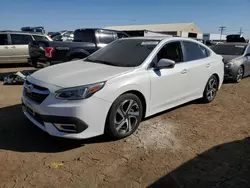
[202,75,218,103]
[235,66,244,83]
[106,93,143,139]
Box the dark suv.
[28,28,129,67]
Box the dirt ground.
[0,66,250,188]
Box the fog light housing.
[54,123,77,133]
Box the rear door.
[9,33,33,63]
[182,41,211,98]
[0,34,13,64]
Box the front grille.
[24,81,49,104]
[26,80,48,91]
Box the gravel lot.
[0,66,250,188]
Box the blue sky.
[0,0,250,37]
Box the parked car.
[211,43,250,82]
[0,31,52,64]
[52,30,74,42]
[28,28,129,67]
[22,37,224,139]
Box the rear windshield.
[73,29,95,43]
[211,44,247,56]
[85,39,159,67]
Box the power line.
[219,26,226,41]
[239,27,243,35]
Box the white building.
[105,22,202,38]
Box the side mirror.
[245,53,250,57]
[157,59,175,69]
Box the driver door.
[148,41,188,115]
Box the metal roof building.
[105,22,201,38]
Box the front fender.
[94,71,151,116]
[66,48,90,60]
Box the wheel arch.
[123,90,147,119]
[66,49,90,61]
[212,73,220,89]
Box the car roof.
[74,28,127,33]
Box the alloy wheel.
[206,77,218,101]
[114,99,140,134]
[236,67,243,83]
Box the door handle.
[206,63,211,68]
[4,46,9,49]
[11,46,16,49]
[181,69,187,74]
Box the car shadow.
[148,137,250,188]
[0,104,113,153]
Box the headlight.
[225,61,235,68]
[55,82,105,100]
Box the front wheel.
[202,75,218,103]
[106,93,143,139]
[235,66,244,83]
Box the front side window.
[0,34,8,45]
[85,39,160,67]
[183,41,208,61]
[10,34,33,45]
[211,44,247,56]
[155,42,183,63]
[97,30,116,44]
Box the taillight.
[45,47,54,58]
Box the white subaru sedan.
[22,37,224,139]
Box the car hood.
[30,60,134,87]
[222,55,241,63]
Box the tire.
[235,66,244,83]
[202,75,218,103]
[106,93,143,139]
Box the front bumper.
[224,66,237,80]
[22,93,112,139]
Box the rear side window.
[0,34,8,45]
[73,29,95,43]
[10,34,33,45]
[97,30,115,44]
[183,41,208,61]
[32,35,49,41]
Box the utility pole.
[239,27,243,35]
[219,26,226,41]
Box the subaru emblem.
[27,84,33,93]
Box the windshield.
[85,39,160,67]
[211,44,247,56]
